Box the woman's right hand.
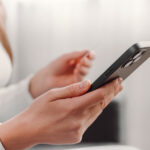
[0,78,123,150]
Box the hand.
[30,50,95,98]
[0,78,123,150]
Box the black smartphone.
[88,42,150,92]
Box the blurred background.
[3,0,150,149]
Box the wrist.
[0,112,37,150]
[29,75,37,98]
[29,72,55,98]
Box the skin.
[0,1,95,99]
[0,78,123,150]
[0,1,124,149]
[30,50,96,98]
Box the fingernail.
[115,78,119,84]
[90,50,96,57]
[91,50,96,55]
[80,80,91,89]
[118,77,123,83]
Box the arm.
[0,49,95,121]
[0,0,95,123]
[0,0,95,96]
[0,78,123,150]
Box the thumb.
[47,80,91,101]
[65,50,89,61]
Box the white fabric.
[0,142,4,150]
[0,123,4,150]
[0,42,33,149]
[0,43,12,88]
[0,76,33,150]
[0,75,33,122]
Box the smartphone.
[88,41,150,92]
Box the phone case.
[88,42,150,92]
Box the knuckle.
[114,84,120,95]
[99,90,106,100]
[71,125,83,144]
[100,100,106,109]
[114,81,119,89]
[47,89,57,99]
[72,121,82,132]
[84,59,92,67]
[114,79,119,89]
[73,136,82,144]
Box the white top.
[0,43,33,149]
[0,43,12,88]
[0,143,4,150]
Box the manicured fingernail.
[80,80,91,89]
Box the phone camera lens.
[122,60,133,68]
[133,51,143,60]
[122,50,146,68]
[132,51,145,63]
[133,55,142,63]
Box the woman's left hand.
[30,50,95,98]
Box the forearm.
[0,113,36,150]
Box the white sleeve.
[0,75,33,122]
[0,142,4,150]
[0,123,4,150]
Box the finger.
[84,82,123,128]
[74,70,84,81]
[80,57,92,68]
[73,64,86,81]
[74,66,89,81]
[87,51,96,60]
[65,50,89,61]
[80,104,104,133]
[101,77,123,97]
[84,85,121,128]
[85,104,103,129]
[75,78,123,109]
[76,65,89,76]
[46,80,91,102]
